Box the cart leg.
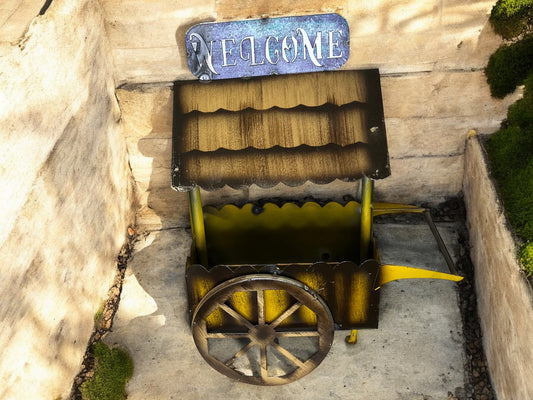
[359,176,374,263]
[188,187,208,267]
[345,329,358,344]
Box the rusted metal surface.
[172,69,389,191]
[191,274,334,385]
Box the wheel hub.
[249,324,276,344]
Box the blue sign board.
[185,14,349,80]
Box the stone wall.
[0,1,134,399]
[463,135,533,400]
[104,0,519,228]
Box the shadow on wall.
[128,84,250,231]
[123,85,189,231]
[0,70,133,399]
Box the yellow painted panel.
[264,289,291,325]
[348,272,370,324]
[229,291,255,324]
[191,277,215,308]
[204,201,361,265]
[299,305,318,326]
[206,308,225,329]
[292,271,325,325]
[191,277,224,329]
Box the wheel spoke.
[260,344,268,379]
[271,341,305,368]
[275,330,320,338]
[225,341,255,366]
[257,290,266,325]
[219,303,255,330]
[206,332,250,339]
[270,301,302,328]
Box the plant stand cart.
[171,70,463,385]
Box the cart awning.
[172,69,390,191]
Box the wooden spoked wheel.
[191,274,334,385]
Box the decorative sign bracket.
[185,13,349,80]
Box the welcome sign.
[185,14,349,80]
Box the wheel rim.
[191,274,334,385]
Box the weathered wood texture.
[175,71,368,113]
[173,70,389,190]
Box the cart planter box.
[172,69,462,385]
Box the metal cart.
[171,70,462,385]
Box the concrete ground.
[104,221,465,400]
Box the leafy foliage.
[486,74,533,277]
[80,342,133,400]
[485,35,533,97]
[520,242,533,276]
[486,2,533,277]
[490,0,533,38]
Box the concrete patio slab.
[104,221,464,399]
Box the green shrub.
[487,126,533,235]
[80,342,134,400]
[486,74,533,278]
[485,35,533,97]
[490,0,533,38]
[486,1,533,279]
[507,73,533,127]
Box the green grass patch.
[80,342,133,400]
[93,303,104,327]
[490,0,533,38]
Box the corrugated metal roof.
[174,71,368,113]
[172,70,389,191]
[176,103,368,152]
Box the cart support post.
[345,329,358,344]
[188,187,208,266]
[359,176,374,263]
